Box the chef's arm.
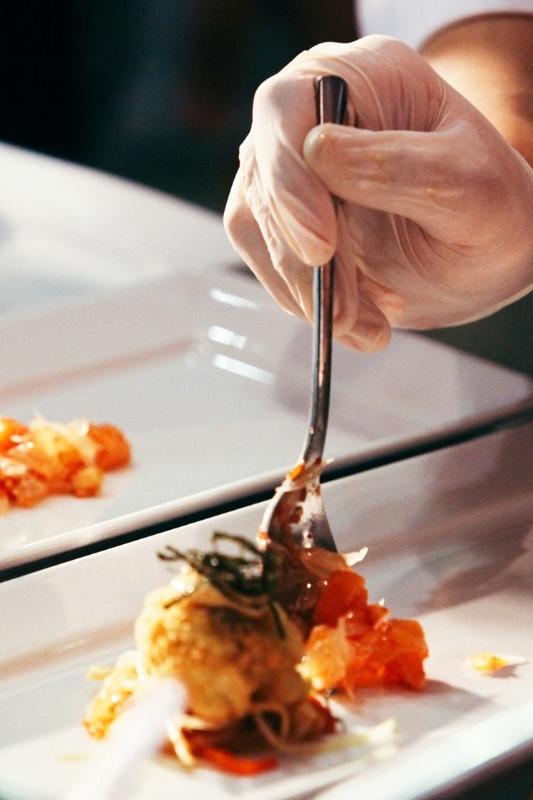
[421,14,533,166]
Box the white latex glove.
[224,36,533,351]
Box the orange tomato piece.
[5,473,48,507]
[305,568,428,692]
[0,418,28,452]
[314,570,368,626]
[344,617,428,690]
[384,651,427,690]
[88,424,131,471]
[6,442,72,487]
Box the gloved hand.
[224,36,533,351]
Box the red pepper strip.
[197,745,278,776]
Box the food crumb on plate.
[466,652,527,674]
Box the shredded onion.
[253,711,396,756]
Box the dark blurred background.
[0,1,530,375]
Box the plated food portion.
[0,424,531,800]
[84,524,428,775]
[0,416,131,512]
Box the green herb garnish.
[158,532,286,637]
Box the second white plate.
[1,265,532,570]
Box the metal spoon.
[259,74,347,554]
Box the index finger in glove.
[247,74,339,271]
[244,38,400,272]
[244,36,440,276]
[224,169,305,318]
[226,166,392,351]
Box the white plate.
[0,422,532,800]
[1,142,531,571]
[1,265,532,571]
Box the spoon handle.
[302,75,347,466]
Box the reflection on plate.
[0,424,532,799]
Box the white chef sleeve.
[357,0,533,49]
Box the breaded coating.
[135,577,307,727]
[84,572,310,738]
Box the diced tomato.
[381,620,428,689]
[7,441,77,487]
[314,570,368,626]
[345,658,386,688]
[194,745,278,776]
[304,569,428,693]
[0,418,28,452]
[0,416,130,512]
[365,603,389,626]
[343,617,428,690]
[384,652,427,690]
[88,424,131,471]
[5,473,48,507]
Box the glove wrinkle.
[224,35,533,350]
